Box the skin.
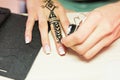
[61,1,120,60]
[25,0,120,60]
[25,0,69,55]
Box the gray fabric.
[0,12,44,80]
[0,7,10,26]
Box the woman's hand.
[62,2,120,60]
[25,0,69,55]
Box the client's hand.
[25,0,69,55]
[62,2,120,60]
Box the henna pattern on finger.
[44,0,56,11]
[48,11,62,42]
[42,0,63,43]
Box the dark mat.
[0,8,45,80]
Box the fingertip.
[25,35,32,44]
[25,35,32,43]
[25,28,32,44]
[83,49,99,60]
[58,46,66,56]
[83,53,92,60]
[25,17,35,44]
[55,42,66,56]
[43,44,51,55]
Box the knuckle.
[109,29,119,41]
[104,25,113,35]
[39,18,46,23]
[25,30,31,36]
[73,35,81,42]
[26,18,35,26]
[26,25,33,32]
[99,22,114,36]
[91,11,102,20]
[62,41,70,47]
[74,46,85,55]
[64,43,70,47]
[74,35,84,44]
[27,17,33,23]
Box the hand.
[25,0,69,55]
[61,2,120,60]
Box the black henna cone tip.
[67,24,77,35]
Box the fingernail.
[58,47,65,56]
[44,45,51,55]
[25,36,30,44]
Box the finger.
[38,10,51,54]
[51,22,66,56]
[46,3,66,56]
[84,25,120,60]
[71,20,112,55]
[25,16,35,44]
[57,6,70,34]
[61,11,102,47]
[84,36,112,60]
[56,43,66,56]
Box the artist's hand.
[25,0,69,55]
[62,2,120,60]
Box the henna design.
[49,11,62,42]
[43,0,62,42]
[44,0,56,11]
